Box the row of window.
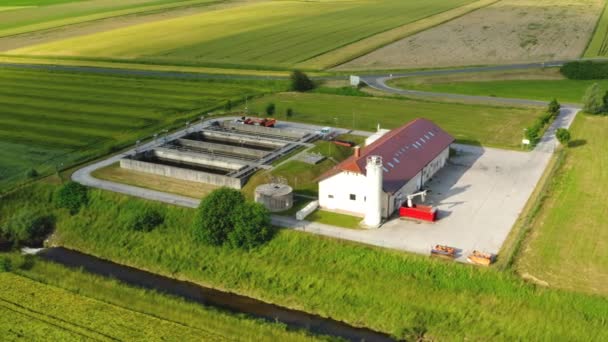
[327,194,363,201]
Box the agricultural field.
[7,0,478,69]
[0,67,285,192]
[386,68,608,103]
[516,115,608,295]
[0,259,313,341]
[245,92,543,149]
[0,0,217,38]
[3,184,607,340]
[339,0,604,70]
[584,0,608,57]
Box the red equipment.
[243,117,276,127]
[333,139,355,147]
[399,204,437,222]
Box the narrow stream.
[38,247,395,342]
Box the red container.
[399,205,437,222]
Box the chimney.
[354,146,361,158]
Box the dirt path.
[0,0,254,52]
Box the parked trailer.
[399,204,437,222]
[467,250,494,266]
[242,117,276,127]
[430,244,456,260]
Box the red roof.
[319,118,454,193]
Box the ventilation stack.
[364,155,383,228]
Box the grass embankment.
[246,92,542,149]
[584,0,608,57]
[516,114,608,295]
[0,67,286,192]
[0,0,218,38]
[8,0,475,68]
[0,255,316,341]
[387,68,608,103]
[3,184,607,340]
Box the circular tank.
[254,183,293,212]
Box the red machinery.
[399,190,437,222]
[242,117,276,127]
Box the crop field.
[339,0,604,70]
[5,183,607,340]
[8,0,477,69]
[245,92,542,149]
[516,115,608,295]
[584,0,608,56]
[0,0,217,38]
[0,67,284,192]
[387,69,608,104]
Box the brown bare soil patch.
[338,0,603,70]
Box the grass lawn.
[584,0,608,57]
[246,92,542,149]
[0,66,285,192]
[516,114,608,295]
[387,75,608,104]
[0,255,314,341]
[9,0,475,68]
[307,209,362,229]
[3,184,607,340]
[0,0,217,37]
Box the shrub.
[193,188,245,245]
[130,208,164,232]
[54,181,88,214]
[0,257,11,272]
[2,208,54,246]
[224,100,232,111]
[227,202,272,249]
[548,99,561,115]
[290,70,314,92]
[560,61,608,80]
[25,168,39,179]
[286,108,293,118]
[265,102,276,116]
[556,128,571,145]
[582,83,605,114]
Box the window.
[349,194,356,201]
[328,194,334,199]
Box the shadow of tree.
[568,139,586,148]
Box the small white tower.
[364,155,383,228]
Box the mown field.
[2,184,607,340]
[0,0,217,37]
[8,0,475,69]
[585,0,608,57]
[245,92,542,149]
[0,256,314,341]
[516,114,608,295]
[0,67,285,192]
[387,71,608,104]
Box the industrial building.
[318,118,454,227]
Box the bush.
[54,181,88,214]
[0,257,11,272]
[548,99,561,115]
[25,168,39,179]
[265,102,276,116]
[130,208,164,232]
[286,108,293,118]
[582,83,605,114]
[560,61,608,80]
[556,128,571,145]
[524,110,559,147]
[290,70,314,92]
[227,202,272,249]
[194,188,245,245]
[1,208,54,246]
[224,100,232,111]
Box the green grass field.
[0,0,217,37]
[516,114,608,295]
[0,258,314,341]
[3,184,606,340]
[0,67,285,192]
[584,0,608,57]
[9,0,475,69]
[246,92,542,149]
[387,75,608,104]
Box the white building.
[318,118,454,227]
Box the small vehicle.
[467,250,494,266]
[237,116,276,127]
[430,244,456,259]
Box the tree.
[193,188,245,245]
[582,83,605,114]
[2,208,54,246]
[224,100,232,112]
[290,70,314,92]
[265,102,276,116]
[0,257,11,273]
[25,168,38,179]
[54,181,88,214]
[548,98,561,116]
[227,202,272,249]
[286,108,293,119]
[130,207,164,232]
[556,128,571,146]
